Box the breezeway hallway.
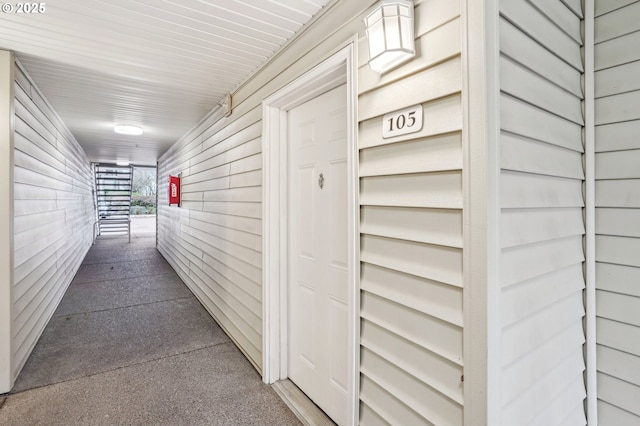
[0,217,300,425]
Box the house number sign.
[382,104,423,139]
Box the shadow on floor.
[0,221,300,425]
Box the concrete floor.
[0,216,301,425]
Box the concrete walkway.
[0,217,300,425]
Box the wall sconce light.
[364,0,415,74]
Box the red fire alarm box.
[169,175,181,206]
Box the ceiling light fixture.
[114,124,143,136]
[116,161,130,166]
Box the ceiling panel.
[0,0,331,166]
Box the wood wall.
[594,1,640,424]
[12,61,94,381]
[157,0,465,424]
[498,0,587,424]
[157,104,264,367]
[8,1,640,422]
[358,1,463,424]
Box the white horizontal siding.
[360,347,462,425]
[12,61,94,381]
[499,1,586,424]
[594,2,640,423]
[157,104,264,368]
[158,5,466,426]
[156,0,380,373]
[357,0,463,424]
[156,0,461,422]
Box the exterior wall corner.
[0,49,15,394]
[461,0,502,424]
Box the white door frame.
[262,44,358,425]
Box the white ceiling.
[0,0,331,166]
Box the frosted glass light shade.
[364,0,415,74]
[114,124,143,135]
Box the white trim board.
[461,0,501,424]
[262,44,359,426]
[0,50,14,394]
[583,1,598,424]
[272,379,335,426]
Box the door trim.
[262,44,358,426]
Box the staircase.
[95,164,133,242]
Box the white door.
[288,84,349,425]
